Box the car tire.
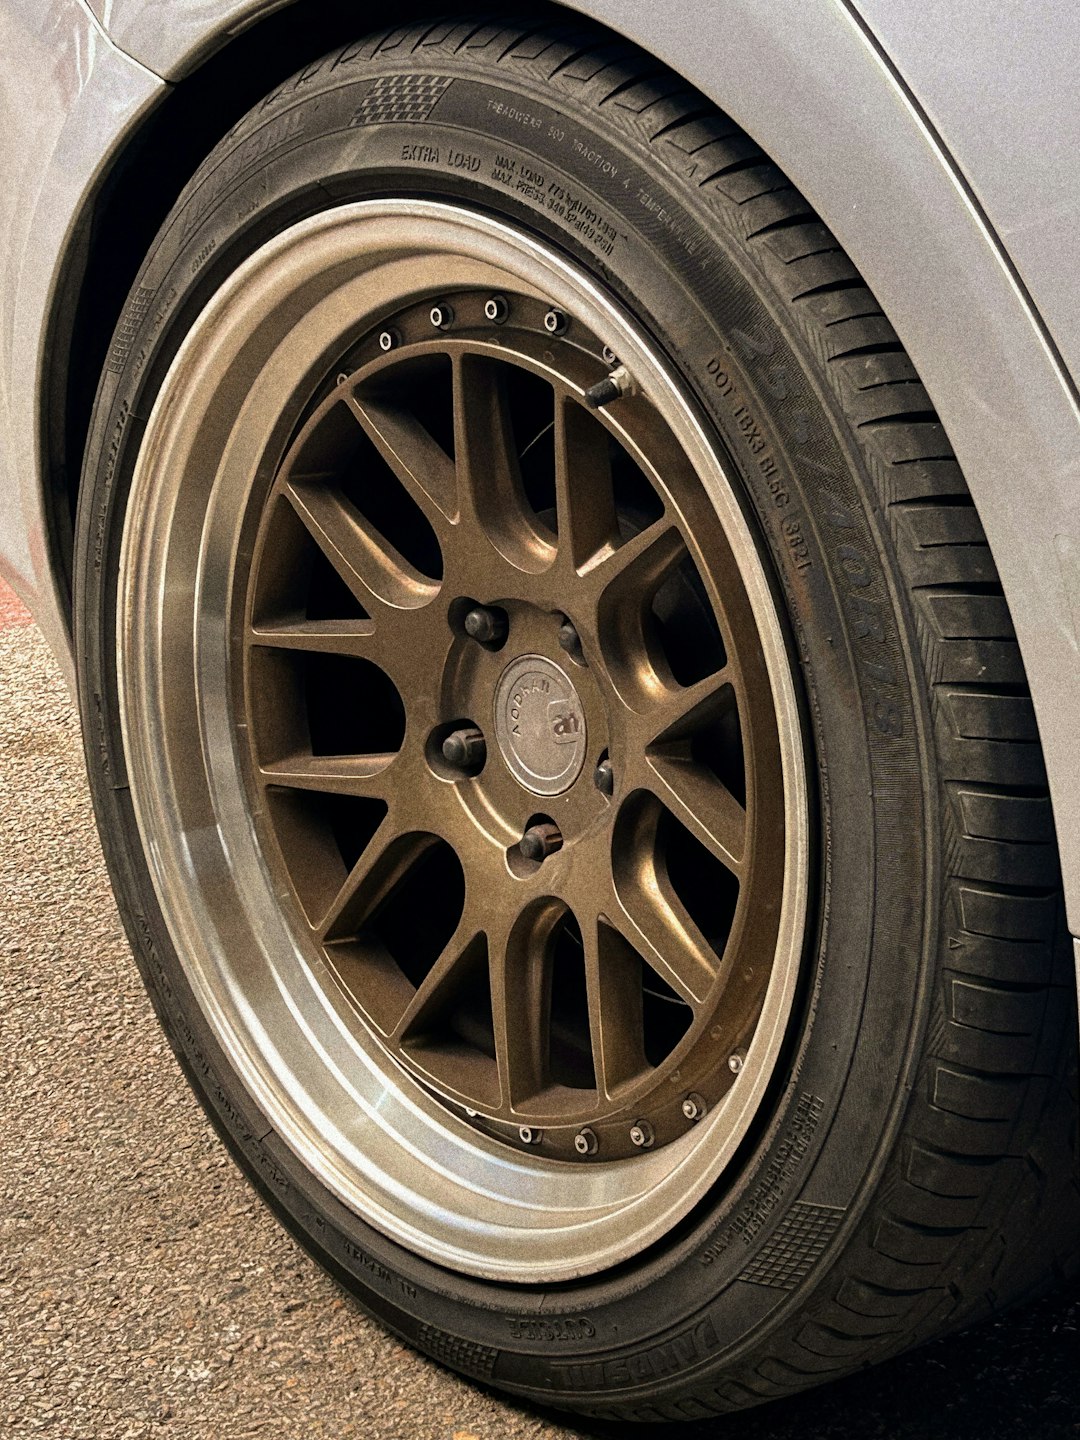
[75,15,1078,1421]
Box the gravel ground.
[2,599,1078,1440]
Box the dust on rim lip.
[493,653,587,797]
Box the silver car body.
[3,0,1079,1005]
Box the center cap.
[493,655,588,797]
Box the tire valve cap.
[629,1120,654,1149]
[485,295,509,324]
[463,605,508,645]
[594,758,614,797]
[574,1128,598,1156]
[518,1126,542,1145]
[544,308,569,336]
[681,1093,707,1123]
[728,1049,747,1075]
[378,329,400,352]
[430,303,455,330]
[584,364,633,410]
[519,822,563,863]
[442,727,486,771]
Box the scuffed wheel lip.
[117,199,810,1282]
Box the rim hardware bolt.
[519,822,563,863]
[378,329,400,352]
[442,727,486,771]
[728,1049,747,1075]
[463,605,508,645]
[544,308,569,336]
[430,303,455,330]
[602,345,618,365]
[518,1126,542,1145]
[681,1093,707,1123]
[574,1128,598,1156]
[629,1120,655,1149]
[585,364,633,410]
[557,618,584,660]
[594,758,615,797]
[485,295,509,324]
[465,1107,478,1118]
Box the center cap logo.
[494,655,587,797]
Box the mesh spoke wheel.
[115,202,808,1280]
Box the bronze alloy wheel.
[78,22,1077,1418]
[115,202,809,1280]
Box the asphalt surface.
[2,583,1078,1440]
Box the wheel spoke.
[553,394,619,573]
[319,818,436,942]
[258,751,396,798]
[581,916,647,1098]
[282,479,438,614]
[645,753,746,875]
[344,391,457,531]
[488,902,562,1108]
[392,904,486,1042]
[610,804,718,1007]
[249,618,378,656]
[641,667,736,747]
[452,354,553,570]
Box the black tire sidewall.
[75,49,934,1408]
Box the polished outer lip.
[116,200,809,1283]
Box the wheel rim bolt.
[557,619,583,660]
[485,295,509,324]
[594,758,614,797]
[378,329,400,352]
[430,303,455,330]
[681,1093,707,1123]
[728,1049,746,1075]
[544,308,568,335]
[519,822,563,863]
[518,1126,542,1145]
[442,727,486,771]
[629,1120,654,1149]
[574,1128,598,1156]
[602,345,618,365]
[463,605,508,645]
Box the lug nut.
[574,1128,598,1156]
[728,1049,747,1075]
[519,822,563,863]
[593,758,614,797]
[544,308,569,335]
[463,605,508,646]
[629,1120,654,1149]
[442,727,486,771]
[584,364,633,410]
[485,295,509,324]
[378,329,400,352]
[681,1093,707,1123]
[518,1126,542,1145]
[430,303,455,330]
[557,619,583,659]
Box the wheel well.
[49,0,568,619]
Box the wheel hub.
[494,653,587,797]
